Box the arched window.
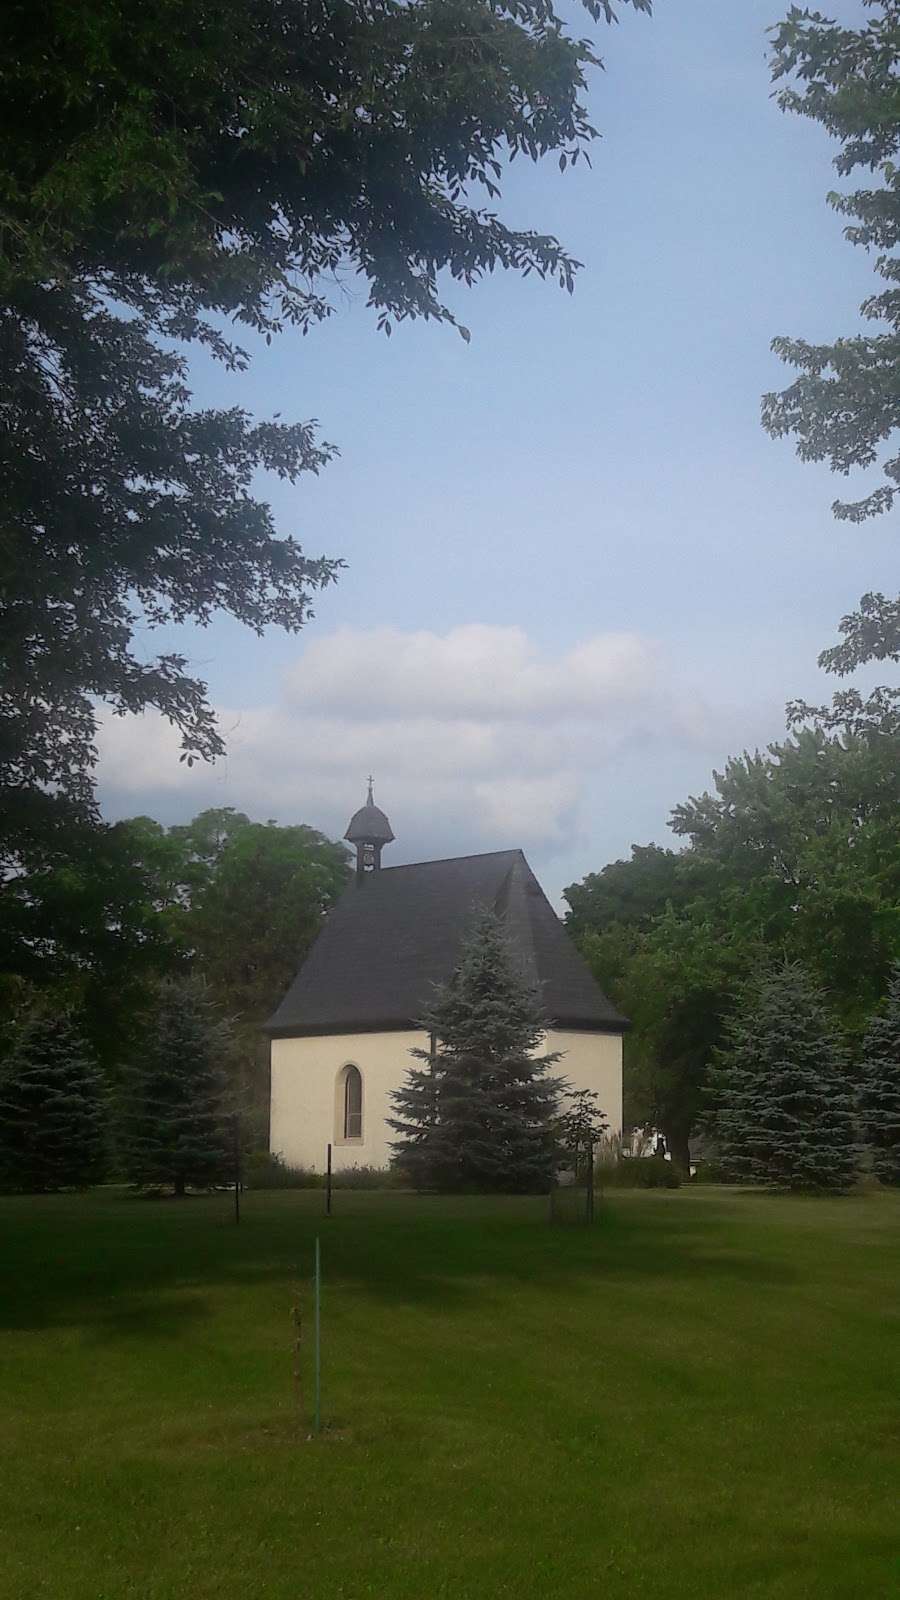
[342,1065,363,1140]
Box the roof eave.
[265,1013,630,1039]
[265,1016,420,1039]
[550,1014,631,1034]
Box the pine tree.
[708,964,858,1193]
[389,910,563,1193]
[118,976,232,1194]
[0,1014,107,1191]
[858,967,900,1187]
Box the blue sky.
[97,0,897,902]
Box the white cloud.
[283,624,658,721]
[95,622,751,863]
[472,775,580,846]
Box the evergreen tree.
[858,966,900,1186]
[118,976,232,1194]
[707,964,858,1193]
[389,910,563,1193]
[0,1014,107,1191]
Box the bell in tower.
[344,779,395,879]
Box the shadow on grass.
[86,1294,213,1342]
[0,1185,806,1340]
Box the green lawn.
[1,1186,898,1600]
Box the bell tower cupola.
[344,778,395,879]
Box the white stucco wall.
[547,1030,623,1140]
[270,1030,425,1171]
[269,1027,623,1172]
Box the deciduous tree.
[0,814,191,1073]
[566,715,900,1166]
[188,821,350,1120]
[764,2,900,523]
[764,9,900,760]
[2,0,652,866]
[555,1086,609,1176]
[787,592,900,738]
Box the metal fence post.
[313,1236,321,1435]
[233,1114,241,1225]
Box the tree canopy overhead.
[764,2,900,523]
[2,0,651,852]
[4,0,652,329]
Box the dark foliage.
[187,814,350,1112]
[857,964,900,1185]
[1,0,651,880]
[0,1013,107,1191]
[600,1155,680,1189]
[0,813,192,1075]
[0,806,350,1120]
[117,976,232,1193]
[566,714,900,1167]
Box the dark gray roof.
[266,849,628,1038]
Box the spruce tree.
[389,910,563,1193]
[118,976,232,1194]
[708,964,858,1193]
[858,967,900,1187]
[0,1014,107,1191]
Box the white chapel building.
[266,788,627,1171]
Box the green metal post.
[233,1114,241,1226]
[314,1236,321,1434]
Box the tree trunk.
[665,1127,691,1176]
[174,1174,185,1197]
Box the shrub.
[331,1164,402,1190]
[243,1150,322,1189]
[243,1153,402,1190]
[691,1159,734,1185]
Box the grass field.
[1,1185,898,1600]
